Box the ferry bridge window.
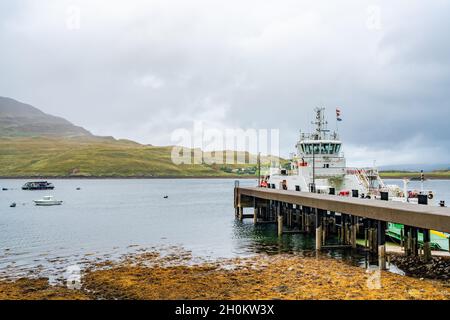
[304,144,311,154]
[335,144,341,153]
[313,144,320,154]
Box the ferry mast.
[312,107,330,140]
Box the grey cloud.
[0,0,449,166]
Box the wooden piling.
[364,228,368,249]
[418,195,432,261]
[400,228,404,249]
[406,227,412,256]
[422,229,431,261]
[378,244,386,270]
[316,209,323,250]
[378,194,388,269]
[253,198,257,224]
[351,216,357,249]
[277,202,283,237]
[304,207,311,233]
[411,227,419,256]
[278,214,283,237]
[341,214,347,245]
[377,220,387,270]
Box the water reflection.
[232,219,405,275]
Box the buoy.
[76,187,81,190]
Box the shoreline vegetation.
[0,175,257,180]
[0,250,449,300]
[379,171,450,180]
[1,173,450,180]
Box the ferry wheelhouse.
[266,107,389,198]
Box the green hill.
[0,136,247,177]
[379,171,450,180]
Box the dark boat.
[22,181,55,190]
[10,203,16,208]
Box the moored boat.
[33,196,63,206]
[22,181,55,190]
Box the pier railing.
[236,187,450,233]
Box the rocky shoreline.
[1,251,449,300]
[388,253,450,281]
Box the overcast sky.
[1,0,449,167]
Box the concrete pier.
[235,185,450,265]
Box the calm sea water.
[0,178,449,280]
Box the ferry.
[264,107,449,251]
[22,181,55,190]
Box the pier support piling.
[316,209,323,250]
[422,229,432,262]
[351,216,357,249]
[341,214,347,245]
[377,220,387,270]
[253,198,257,224]
[378,193,388,269]
[418,195,432,261]
[411,227,419,256]
[277,202,283,237]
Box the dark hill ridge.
[0,96,272,177]
[0,96,92,137]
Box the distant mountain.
[0,96,92,137]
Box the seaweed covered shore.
[1,251,449,300]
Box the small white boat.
[33,196,63,206]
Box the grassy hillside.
[0,137,277,178]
